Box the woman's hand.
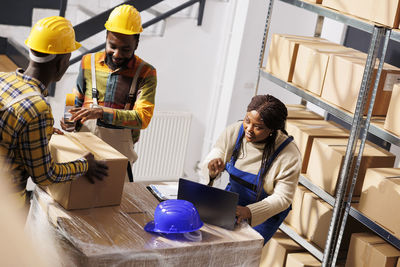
[236,205,252,224]
[208,158,225,179]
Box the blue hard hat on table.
[144,199,203,233]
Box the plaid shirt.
[0,69,88,205]
[75,52,157,143]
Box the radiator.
[132,111,192,182]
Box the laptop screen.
[177,178,239,230]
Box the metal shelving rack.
[256,0,400,266]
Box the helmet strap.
[29,50,56,63]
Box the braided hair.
[232,94,288,200]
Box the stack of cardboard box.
[306,138,395,197]
[267,33,400,117]
[286,119,349,173]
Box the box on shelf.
[284,185,310,234]
[260,230,304,267]
[292,43,360,96]
[358,168,400,240]
[345,232,400,267]
[306,138,395,197]
[286,104,323,120]
[322,54,400,116]
[322,0,400,28]
[28,183,264,266]
[384,83,400,136]
[43,132,128,210]
[299,191,364,250]
[286,252,321,267]
[286,119,349,173]
[322,0,370,22]
[266,34,331,82]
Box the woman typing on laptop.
[200,94,301,244]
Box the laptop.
[177,178,239,230]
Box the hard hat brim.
[144,220,203,234]
[104,24,143,36]
[24,40,82,55]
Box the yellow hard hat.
[104,4,143,35]
[25,16,81,54]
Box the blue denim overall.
[225,125,293,244]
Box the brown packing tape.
[64,133,102,159]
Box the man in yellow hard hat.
[61,4,157,182]
[0,16,108,215]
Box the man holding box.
[0,16,108,213]
[61,4,157,182]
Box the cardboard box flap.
[373,243,400,257]
[68,132,126,160]
[286,252,321,266]
[332,54,400,71]
[322,138,395,158]
[50,134,85,162]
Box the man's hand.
[83,152,108,184]
[236,205,252,224]
[53,127,64,135]
[208,158,225,179]
[60,117,75,132]
[70,107,103,123]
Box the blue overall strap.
[229,124,245,165]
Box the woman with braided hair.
[201,94,301,243]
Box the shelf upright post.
[331,27,392,266]
[255,0,275,95]
[321,26,385,267]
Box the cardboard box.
[384,84,400,136]
[284,185,310,234]
[286,119,349,173]
[345,232,400,267]
[306,138,395,196]
[322,54,400,116]
[358,168,400,239]
[371,0,400,28]
[292,43,360,96]
[286,104,323,120]
[299,191,364,250]
[322,0,371,22]
[286,252,321,267]
[323,0,400,28]
[299,192,332,250]
[266,34,331,82]
[28,183,264,266]
[260,230,304,267]
[44,132,128,210]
